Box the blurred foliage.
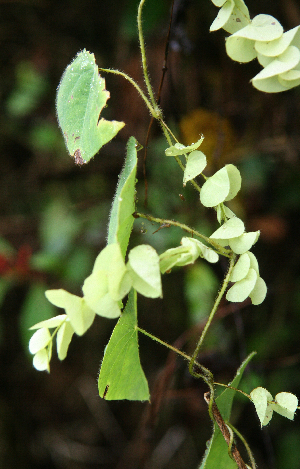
[1,0,300,468]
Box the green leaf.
[98,289,150,401]
[33,349,51,372]
[45,289,95,335]
[226,268,257,302]
[200,352,256,468]
[253,46,300,81]
[183,150,207,186]
[200,167,230,207]
[222,0,251,34]
[56,49,124,164]
[210,217,244,240]
[234,14,283,42]
[127,245,162,298]
[225,35,257,63]
[82,270,121,318]
[107,137,138,257]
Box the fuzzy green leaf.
[56,50,124,164]
[98,290,150,401]
[107,137,138,257]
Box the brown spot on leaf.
[73,149,86,165]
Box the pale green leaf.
[249,276,267,305]
[235,14,283,41]
[224,164,242,201]
[228,230,260,254]
[278,72,300,89]
[30,314,67,330]
[165,136,204,156]
[159,245,191,273]
[257,53,273,67]
[255,26,300,57]
[210,217,244,239]
[272,392,298,420]
[200,352,256,468]
[45,289,95,335]
[57,320,74,360]
[200,167,230,207]
[56,50,124,163]
[183,150,207,185]
[252,75,293,92]
[210,0,234,32]
[230,252,250,282]
[127,245,162,298]
[226,268,257,302]
[225,35,257,62]
[98,290,150,401]
[107,137,138,257]
[29,327,51,354]
[250,387,273,427]
[33,349,50,372]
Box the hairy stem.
[134,212,232,256]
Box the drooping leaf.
[210,0,234,32]
[225,35,257,63]
[107,137,138,257]
[272,392,298,420]
[222,0,250,34]
[56,49,124,164]
[228,230,260,254]
[98,289,150,401]
[250,387,273,426]
[200,352,256,468]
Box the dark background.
[1,0,300,467]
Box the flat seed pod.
[210,0,234,32]
[210,216,245,239]
[57,321,74,360]
[222,0,250,34]
[272,392,298,420]
[226,35,257,62]
[247,251,259,274]
[255,26,300,57]
[224,164,242,201]
[228,230,260,254]
[183,150,207,186]
[252,46,300,81]
[226,268,257,302]
[234,14,283,41]
[30,314,67,330]
[127,245,162,298]
[29,328,51,354]
[211,0,227,6]
[250,387,273,427]
[56,50,124,164]
[200,167,230,207]
[252,75,295,92]
[230,252,250,282]
[33,349,50,372]
[249,276,267,305]
[165,136,204,156]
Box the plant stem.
[213,382,251,399]
[137,0,158,110]
[189,255,236,376]
[135,212,232,256]
[137,326,213,380]
[99,68,157,117]
[227,422,256,469]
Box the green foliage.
[56,49,124,164]
[98,289,150,401]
